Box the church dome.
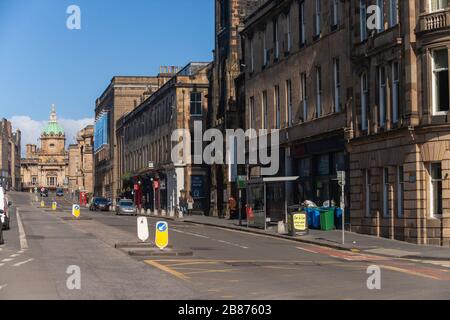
[42,105,65,136]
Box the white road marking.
[16,208,29,250]
[0,284,7,290]
[217,240,248,249]
[1,258,13,262]
[0,263,4,267]
[13,258,34,267]
[10,254,20,258]
[172,228,209,239]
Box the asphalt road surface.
[1,192,449,300]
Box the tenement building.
[209,0,263,217]
[68,125,94,197]
[94,74,173,205]
[116,62,211,216]
[21,106,69,191]
[242,0,351,222]
[347,0,450,246]
[0,118,21,190]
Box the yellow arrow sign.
[155,221,168,250]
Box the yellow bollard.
[41,200,45,208]
[52,202,57,211]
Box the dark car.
[89,197,110,212]
[56,188,64,197]
[40,188,49,197]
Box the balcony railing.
[418,9,450,33]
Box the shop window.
[430,162,443,218]
[383,167,390,217]
[316,154,329,176]
[298,158,311,177]
[432,49,449,115]
[397,166,404,217]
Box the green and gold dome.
[42,105,65,136]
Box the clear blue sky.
[0,0,214,121]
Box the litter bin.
[319,208,335,231]
[306,208,321,229]
[287,210,309,236]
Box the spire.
[50,104,57,123]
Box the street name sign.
[155,221,169,250]
[137,217,149,242]
[72,204,81,218]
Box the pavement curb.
[155,216,450,261]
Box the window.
[333,58,341,112]
[299,1,306,45]
[262,91,268,129]
[378,66,386,127]
[392,61,400,124]
[377,0,385,32]
[262,29,267,67]
[331,0,339,27]
[397,166,404,217]
[315,0,322,37]
[316,66,322,117]
[360,0,367,41]
[361,73,369,131]
[273,18,279,60]
[286,80,293,126]
[47,177,56,187]
[389,0,398,27]
[301,72,308,121]
[249,96,255,130]
[250,37,255,72]
[275,85,280,129]
[32,176,37,185]
[383,167,390,217]
[365,169,371,216]
[286,11,292,52]
[430,162,443,218]
[430,0,447,12]
[190,92,202,115]
[432,49,449,114]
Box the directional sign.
[72,204,81,218]
[237,175,247,189]
[155,221,169,250]
[137,217,149,242]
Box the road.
[0,191,449,300]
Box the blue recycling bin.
[306,208,321,229]
[334,207,343,229]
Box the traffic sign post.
[137,217,149,242]
[72,204,81,219]
[237,176,246,226]
[155,221,169,250]
[337,171,346,245]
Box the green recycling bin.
[319,208,335,231]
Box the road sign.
[52,202,57,211]
[72,204,81,218]
[155,221,168,250]
[137,217,149,242]
[237,175,247,189]
[337,171,346,186]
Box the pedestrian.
[187,193,194,216]
[228,196,237,219]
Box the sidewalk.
[162,214,450,261]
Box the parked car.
[0,187,11,230]
[116,199,137,216]
[89,197,110,211]
[0,221,3,245]
[40,188,49,197]
[56,188,64,197]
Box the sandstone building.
[116,62,211,215]
[0,118,21,190]
[21,106,69,191]
[68,125,94,196]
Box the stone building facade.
[68,125,94,196]
[209,0,263,217]
[116,62,211,215]
[347,0,450,246]
[94,75,170,205]
[242,0,352,222]
[0,118,21,190]
[21,106,69,191]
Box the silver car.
[116,199,137,216]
